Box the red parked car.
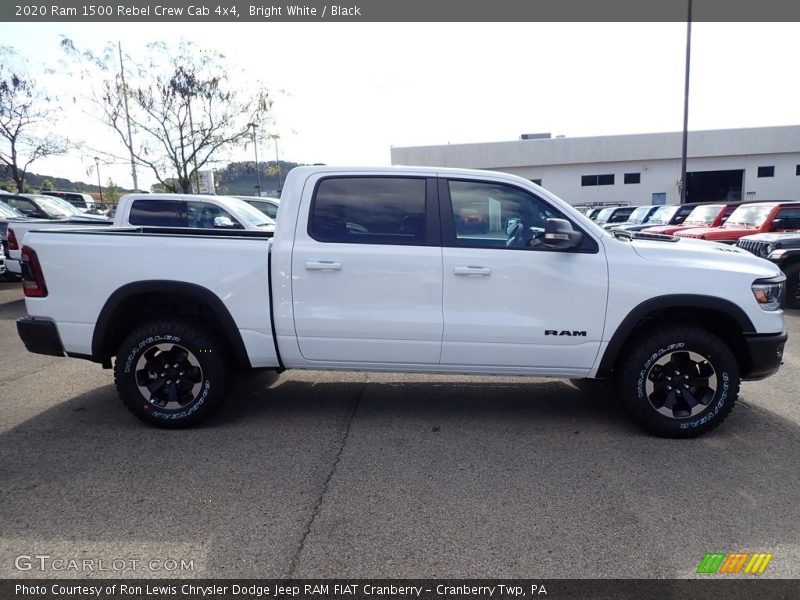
[676,201,800,244]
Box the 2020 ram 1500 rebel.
[16,166,788,438]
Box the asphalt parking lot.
[1,280,799,579]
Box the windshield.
[684,204,723,225]
[217,196,275,227]
[626,206,653,224]
[723,205,773,228]
[0,201,25,218]
[26,194,84,217]
[595,207,616,223]
[647,205,680,225]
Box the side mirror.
[543,218,583,250]
[674,216,685,224]
[771,219,784,231]
[213,216,236,228]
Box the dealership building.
[390,125,800,207]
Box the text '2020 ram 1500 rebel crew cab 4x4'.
[16,167,788,438]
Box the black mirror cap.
[543,218,583,250]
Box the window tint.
[757,166,775,178]
[776,208,800,220]
[448,180,565,249]
[129,199,184,227]
[310,177,427,245]
[186,201,242,229]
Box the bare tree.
[62,39,272,193]
[0,47,67,192]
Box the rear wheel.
[615,325,739,438]
[784,264,800,309]
[114,319,231,427]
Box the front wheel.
[615,326,740,438]
[114,319,231,427]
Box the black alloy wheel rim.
[644,350,717,419]
[134,343,204,410]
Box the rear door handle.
[305,260,342,271]
[453,265,491,276]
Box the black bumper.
[17,317,65,357]
[742,331,788,380]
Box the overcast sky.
[1,22,799,190]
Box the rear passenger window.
[310,177,427,245]
[129,200,184,227]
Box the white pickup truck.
[16,166,787,437]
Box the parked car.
[737,232,800,308]
[602,205,660,231]
[644,199,781,237]
[16,165,787,438]
[41,190,97,212]
[2,193,108,222]
[231,195,280,220]
[676,201,800,244]
[3,197,110,277]
[112,194,276,231]
[593,205,638,227]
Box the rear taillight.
[21,246,48,297]
[8,228,19,251]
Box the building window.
[758,166,775,178]
[531,179,542,186]
[624,173,641,184]
[581,174,615,186]
[796,165,800,176]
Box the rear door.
[439,177,608,373]
[290,175,443,364]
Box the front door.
[439,178,608,373]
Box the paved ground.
[1,279,798,579]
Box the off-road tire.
[114,319,231,427]
[615,325,740,438]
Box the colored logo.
[696,552,773,575]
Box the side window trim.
[438,177,598,254]
[306,175,440,247]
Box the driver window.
[185,201,243,229]
[448,180,563,249]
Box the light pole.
[679,0,692,204]
[250,123,262,196]
[94,156,104,203]
[270,134,282,193]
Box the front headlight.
[759,244,774,258]
[768,249,788,261]
[751,276,785,311]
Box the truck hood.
[642,224,701,235]
[677,226,754,239]
[628,236,781,278]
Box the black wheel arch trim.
[596,294,756,378]
[92,280,252,369]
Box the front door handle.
[453,265,491,276]
[305,260,342,271]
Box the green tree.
[39,178,54,191]
[62,39,273,193]
[0,47,67,192]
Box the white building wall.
[390,126,800,206]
